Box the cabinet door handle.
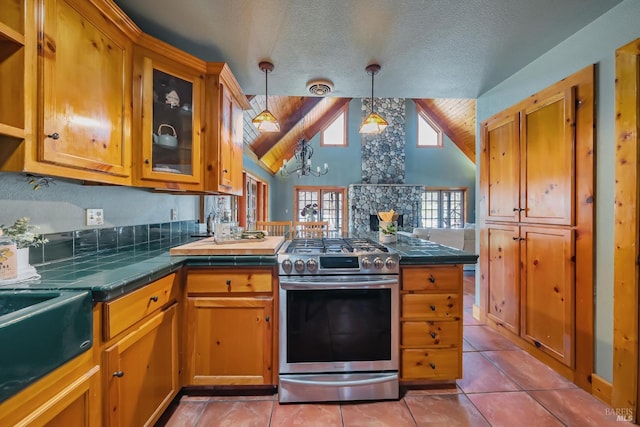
[430,305,436,311]
[265,316,270,322]
[223,169,228,174]
[226,279,231,286]
[519,237,525,241]
[512,207,519,212]
[430,363,436,370]
[150,295,159,302]
[512,236,519,240]
[112,371,124,378]
[47,132,60,140]
[428,275,436,283]
[145,159,150,164]
[430,332,436,338]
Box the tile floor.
[157,272,632,426]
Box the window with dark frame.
[420,188,466,228]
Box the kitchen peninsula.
[0,232,476,425]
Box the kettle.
[152,124,178,148]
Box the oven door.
[278,275,399,375]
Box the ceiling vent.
[307,79,333,96]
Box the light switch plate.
[86,208,104,226]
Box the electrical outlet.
[171,209,178,221]
[86,208,104,226]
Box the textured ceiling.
[114,0,621,99]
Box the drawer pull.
[430,332,436,338]
[430,363,436,370]
[112,371,124,378]
[428,275,436,283]
[265,315,270,322]
[150,295,158,302]
[47,132,60,140]
[430,305,436,311]
[226,279,231,286]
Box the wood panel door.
[104,304,178,427]
[484,223,520,335]
[185,296,273,385]
[40,0,131,179]
[520,88,576,226]
[219,83,233,189]
[520,226,574,367]
[481,113,520,222]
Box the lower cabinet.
[104,303,179,427]
[400,265,463,382]
[184,268,275,385]
[0,352,100,426]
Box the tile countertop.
[0,234,477,302]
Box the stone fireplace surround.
[348,184,423,234]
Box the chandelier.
[278,138,329,177]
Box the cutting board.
[170,236,285,256]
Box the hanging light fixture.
[278,138,329,177]
[359,63,388,134]
[252,61,280,132]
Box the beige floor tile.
[405,393,490,426]
[482,350,576,390]
[163,401,206,427]
[467,391,563,426]
[270,402,343,427]
[463,325,520,351]
[197,400,273,427]
[457,352,521,394]
[341,400,416,426]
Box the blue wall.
[475,0,640,382]
[271,99,477,223]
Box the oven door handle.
[279,278,398,289]
[280,373,397,387]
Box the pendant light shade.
[359,63,388,134]
[252,61,280,133]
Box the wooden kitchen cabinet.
[132,34,205,191]
[99,272,180,426]
[0,351,100,427]
[1,0,135,184]
[203,64,250,195]
[400,265,463,382]
[184,268,275,385]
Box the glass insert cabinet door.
[141,57,202,183]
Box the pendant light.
[252,61,280,132]
[359,63,388,134]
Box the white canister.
[0,231,18,280]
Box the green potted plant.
[1,217,47,275]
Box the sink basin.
[0,290,93,403]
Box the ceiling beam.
[253,97,323,159]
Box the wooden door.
[520,88,575,226]
[186,296,273,385]
[104,304,178,427]
[481,113,520,222]
[520,226,574,367]
[40,0,131,178]
[484,223,521,335]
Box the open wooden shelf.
[0,122,24,139]
[0,21,25,46]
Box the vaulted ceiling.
[114,0,622,173]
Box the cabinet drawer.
[187,270,272,294]
[401,348,461,380]
[103,273,177,340]
[402,294,460,319]
[402,320,460,347]
[402,266,460,291]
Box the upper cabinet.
[132,34,205,191]
[0,0,136,185]
[204,64,250,196]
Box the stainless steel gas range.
[277,237,400,403]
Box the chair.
[254,221,293,239]
[295,221,329,238]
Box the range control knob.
[281,259,293,273]
[306,259,318,272]
[385,257,397,270]
[294,259,305,273]
[361,257,372,269]
[373,257,384,269]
